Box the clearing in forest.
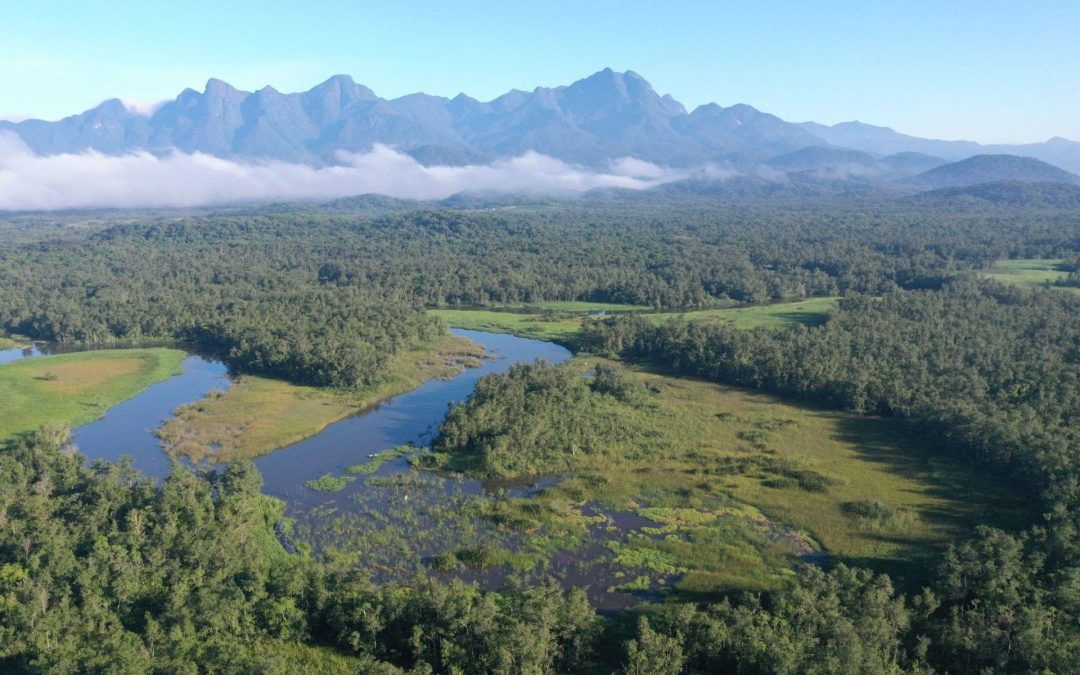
[981,258,1076,291]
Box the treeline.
[0,220,441,388]
[0,427,599,673]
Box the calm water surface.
[0,343,47,364]
[73,355,231,476]
[255,330,570,506]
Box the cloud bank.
[0,132,683,211]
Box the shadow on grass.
[830,415,1039,588]
[766,311,830,327]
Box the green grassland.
[982,258,1078,293]
[642,297,842,329]
[0,348,186,440]
[489,300,651,312]
[157,333,485,462]
[435,359,1030,596]
[430,308,587,344]
[430,297,842,345]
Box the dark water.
[254,330,570,507]
[73,356,231,476]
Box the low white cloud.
[607,156,671,179]
[0,133,686,211]
[121,99,167,117]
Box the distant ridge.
[905,154,1080,189]
[3,69,1079,173]
[908,181,1080,208]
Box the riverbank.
[157,332,484,462]
[0,335,30,350]
[0,348,186,440]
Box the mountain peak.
[7,70,1080,174]
[204,78,241,98]
[320,74,356,87]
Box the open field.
[488,300,651,312]
[0,348,186,440]
[431,297,842,345]
[0,336,26,349]
[430,308,586,344]
[157,333,484,461]
[982,258,1079,293]
[642,297,842,329]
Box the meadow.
[312,356,1032,601]
[429,296,842,346]
[643,296,842,328]
[428,308,586,345]
[0,336,26,349]
[981,258,1077,292]
[0,348,186,440]
[502,361,1032,594]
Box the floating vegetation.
[304,473,356,492]
[346,444,416,475]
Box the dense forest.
[1,197,1078,388]
[2,196,1080,672]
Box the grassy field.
[487,300,651,312]
[0,348,186,440]
[982,258,1078,293]
[431,297,842,345]
[453,359,1031,595]
[642,297,842,329]
[157,333,485,461]
[430,308,587,345]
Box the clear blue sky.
[2,0,1078,143]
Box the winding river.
[8,330,568,501]
[254,330,569,507]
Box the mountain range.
[3,68,1080,190]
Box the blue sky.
[2,0,1078,143]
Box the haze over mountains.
[2,68,1079,209]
